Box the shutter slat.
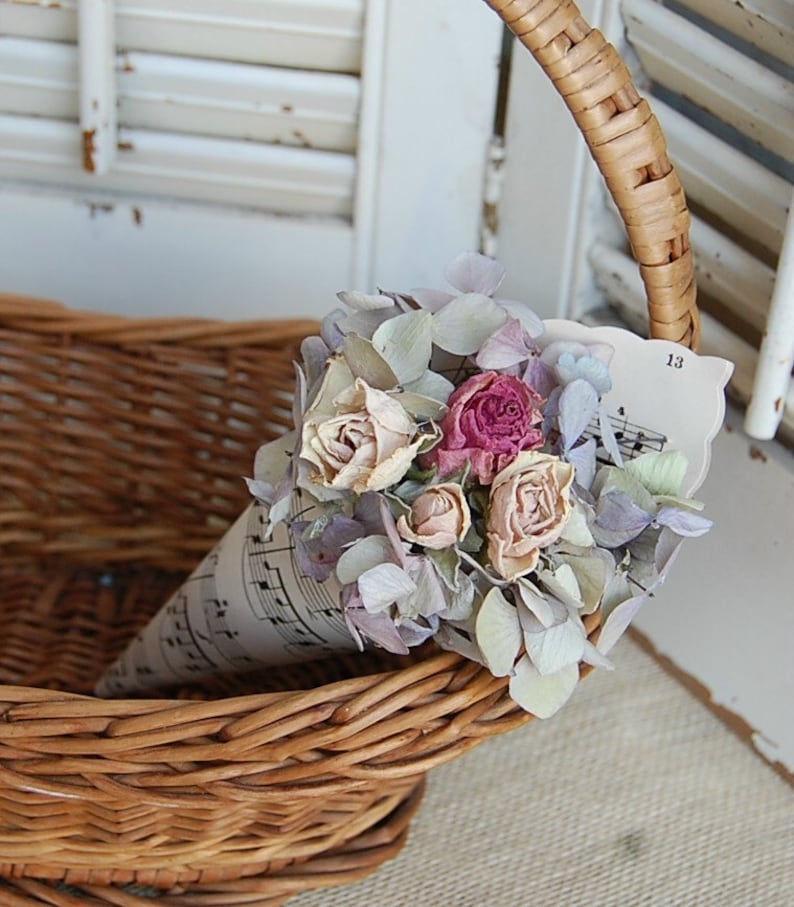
[588,241,794,434]
[672,0,793,64]
[0,38,76,120]
[623,0,794,159]
[0,38,359,152]
[0,114,355,217]
[655,97,789,255]
[0,0,364,72]
[120,52,359,151]
[691,216,776,335]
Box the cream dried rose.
[486,452,575,581]
[301,376,421,494]
[396,483,471,550]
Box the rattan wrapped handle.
[484,0,700,349]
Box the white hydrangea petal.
[560,505,595,547]
[335,536,395,585]
[509,656,579,718]
[358,563,416,612]
[404,369,455,405]
[538,565,583,609]
[373,310,433,384]
[431,294,507,355]
[523,617,586,676]
[444,251,505,295]
[516,581,558,628]
[474,587,522,677]
[582,640,614,670]
[341,335,399,391]
[596,593,649,654]
[336,290,396,311]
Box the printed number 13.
[666,353,684,369]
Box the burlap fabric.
[295,637,791,906]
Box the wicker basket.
[0,1,699,904]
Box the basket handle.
[483,0,700,349]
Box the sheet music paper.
[95,498,357,697]
[542,321,732,495]
[96,322,732,697]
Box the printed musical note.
[582,406,667,464]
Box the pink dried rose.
[425,371,544,484]
[396,483,471,550]
[487,451,575,581]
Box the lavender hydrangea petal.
[345,603,410,655]
[444,250,505,295]
[655,507,714,537]
[497,300,545,338]
[475,317,534,370]
[558,379,599,451]
[593,491,654,547]
[566,438,597,491]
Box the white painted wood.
[0,184,353,319]
[119,53,360,151]
[0,114,355,216]
[623,0,794,159]
[673,0,793,64]
[0,0,365,72]
[691,215,776,336]
[77,0,116,175]
[497,0,627,319]
[0,2,499,319]
[745,189,794,439]
[362,0,502,294]
[588,240,794,432]
[655,97,790,255]
[0,38,359,151]
[349,0,387,288]
[0,37,76,119]
[634,401,794,775]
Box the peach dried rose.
[487,452,575,581]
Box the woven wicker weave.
[0,0,698,903]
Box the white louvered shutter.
[590,0,794,440]
[0,1,502,319]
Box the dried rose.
[301,376,422,494]
[424,371,544,485]
[396,483,471,550]
[487,452,575,581]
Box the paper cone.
[95,498,358,697]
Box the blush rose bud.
[396,483,472,550]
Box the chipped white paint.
[623,0,794,160]
[690,216,776,336]
[654,98,789,256]
[0,185,354,319]
[745,189,794,439]
[0,38,360,151]
[0,1,500,310]
[0,114,356,216]
[1,0,365,71]
[633,402,794,776]
[77,0,116,175]
[672,0,793,64]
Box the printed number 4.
[666,353,684,369]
